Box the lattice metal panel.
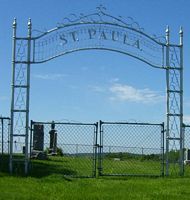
[12,39,28,138]
[166,34,183,175]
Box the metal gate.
[98,121,164,177]
[30,121,98,178]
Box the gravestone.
[184,148,190,165]
[49,121,57,154]
[33,124,44,151]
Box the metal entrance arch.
[10,6,183,175]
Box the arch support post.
[10,18,17,174]
[179,27,184,176]
[25,19,32,175]
[9,19,32,175]
[165,26,184,176]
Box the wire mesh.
[30,121,98,177]
[184,125,190,150]
[0,117,10,171]
[0,118,10,154]
[183,125,190,176]
[99,121,164,177]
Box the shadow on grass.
[0,154,77,179]
[1,154,189,179]
[29,160,77,178]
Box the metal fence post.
[93,122,98,177]
[98,120,103,176]
[161,122,165,176]
[29,120,33,158]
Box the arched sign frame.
[10,6,183,175]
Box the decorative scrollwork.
[32,5,165,44]
[56,5,144,32]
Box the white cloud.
[109,78,119,83]
[110,83,164,104]
[88,85,105,93]
[183,115,190,124]
[33,73,68,80]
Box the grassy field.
[101,158,162,176]
[0,156,190,199]
[0,172,190,199]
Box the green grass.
[29,156,94,178]
[0,155,190,199]
[29,156,164,178]
[0,173,190,199]
[101,159,163,175]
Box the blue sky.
[0,0,190,124]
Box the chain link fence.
[98,121,164,177]
[0,117,10,154]
[183,124,190,176]
[30,121,98,177]
[183,124,190,151]
[1,118,189,177]
[0,117,10,171]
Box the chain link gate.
[98,121,164,177]
[30,121,98,178]
[182,124,190,176]
[0,117,10,172]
